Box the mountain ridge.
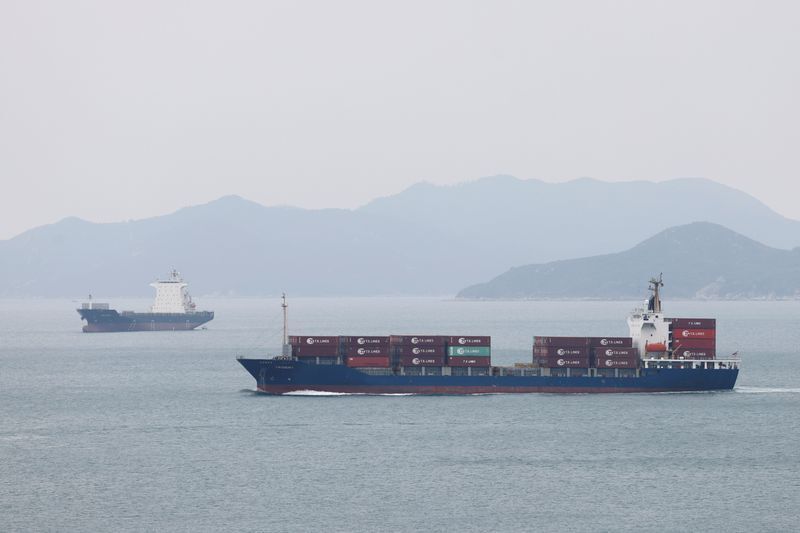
[457,222,800,300]
[1,176,799,297]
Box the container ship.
[76,270,214,332]
[238,276,739,394]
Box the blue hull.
[77,308,214,332]
[238,358,739,394]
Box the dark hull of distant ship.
[77,308,214,332]
[237,358,739,394]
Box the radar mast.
[647,273,664,313]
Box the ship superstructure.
[628,274,671,355]
[238,276,740,394]
[150,270,198,313]
[76,270,213,332]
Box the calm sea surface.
[2,298,799,532]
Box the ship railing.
[641,358,740,370]
[235,355,291,361]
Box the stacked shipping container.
[588,337,638,369]
[668,318,716,359]
[533,336,591,368]
[390,335,447,367]
[446,336,491,367]
[289,334,492,369]
[341,336,390,368]
[287,315,719,371]
[533,336,639,368]
[593,347,639,369]
[288,336,340,362]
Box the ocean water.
[1,297,799,532]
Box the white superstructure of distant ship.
[76,270,214,332]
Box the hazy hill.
[0,196,454,297]
[457,222,800,299]
[360,176,800,265]
[1,176,800,297]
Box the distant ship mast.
[281,293,290,357]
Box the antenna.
[648,273,664,314]
[281,293,290,357]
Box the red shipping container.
[398,355,445,366]
[534,336,590,347]
[592,347,639,358]
[588,337,633,348]
[292,344,341,357]
[340,336,390,346]
[673,329,716,340]
[289,335,339,346]
[389,335,448,346]
[392,345,446,357]
[344,346,389,357]
[447,356,491,367]
[345,356,390,368]
[595,357,639,369]
[673,347,716,359]
[533,346,589,357]
[535,356,590,368]
[670,318,716,329]
[671,338,716,350]
[447,336,491,346]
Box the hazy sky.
[1,0,798,239]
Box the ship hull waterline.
[238,358,739,395]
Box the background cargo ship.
[77,270,214,332]
[238,277,740,394]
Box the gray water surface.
[2,298,799,532]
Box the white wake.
[734,386,800,394]
[283,390,352,396]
